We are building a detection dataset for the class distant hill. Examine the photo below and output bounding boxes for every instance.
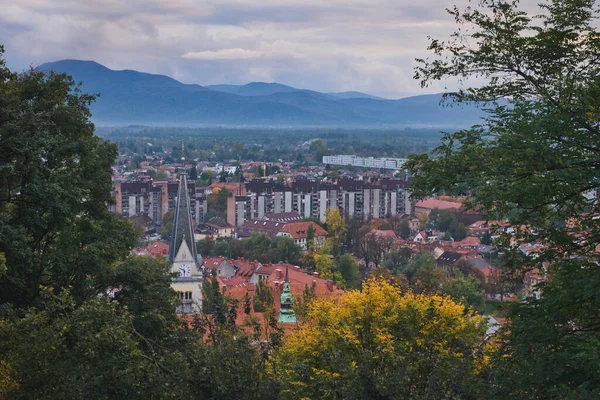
[327,91,385,100]
[206,82,299,97]
[39,60,487,127]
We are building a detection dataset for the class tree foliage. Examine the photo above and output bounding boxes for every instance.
[275,279,485,399]
[408,0,600,396]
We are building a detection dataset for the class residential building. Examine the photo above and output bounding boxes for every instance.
[322,155,407,170]
[234,177,412,226]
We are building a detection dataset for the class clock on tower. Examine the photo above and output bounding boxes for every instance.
[178,264,191,277]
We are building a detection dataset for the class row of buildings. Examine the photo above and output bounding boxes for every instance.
[322,155,407,170]
[111,176,413,228]
[233,177,413,226]
[110,179,208,225]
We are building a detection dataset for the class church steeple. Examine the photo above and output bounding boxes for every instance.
[168,161,197,263]
[278,264,298,323]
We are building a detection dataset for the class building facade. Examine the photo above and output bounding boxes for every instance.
[113,179,207,225]
[234,178,412,225]
[322,155,407,170]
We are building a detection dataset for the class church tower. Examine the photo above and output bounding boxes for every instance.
[278,265,298,323]
[169,148,203,313]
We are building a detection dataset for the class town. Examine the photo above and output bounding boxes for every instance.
[112,143,545,325]
[2,0,599,398]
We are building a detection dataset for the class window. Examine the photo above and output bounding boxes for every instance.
[178,291,193,301]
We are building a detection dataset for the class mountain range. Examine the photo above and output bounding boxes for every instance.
[39,60,486,127]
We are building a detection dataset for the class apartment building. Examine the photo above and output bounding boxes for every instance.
[322,155,407,170]
[234,178,412,226]
[113,179,207,225]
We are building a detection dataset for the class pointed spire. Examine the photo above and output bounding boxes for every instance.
[169,171,197,263]
[279,261,297,323]
[181,141,185,163]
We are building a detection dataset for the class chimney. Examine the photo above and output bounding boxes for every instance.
[326,280,334,292]
[275,268,283,279]
[313,272,319,278]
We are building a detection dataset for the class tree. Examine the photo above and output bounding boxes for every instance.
[253,279,274,313]
[408,1,600,397]
[445,274,485,313]
[306,224,315,251]
[207,188,232,219]
[398,218,411,239]
[325,209,346,256]
[213,240,231,257]
[0,290,189,399]
[481,231,493,246]
[273,236,300,265]
[160,210,175,239]
[197,236,215,257]
[275,279,485,399]
[189,165,198,180]
[337,254,360,289]
[0,52,138,308]
[309,139,328,159]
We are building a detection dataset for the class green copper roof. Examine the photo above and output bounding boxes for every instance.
[278,265,298,323]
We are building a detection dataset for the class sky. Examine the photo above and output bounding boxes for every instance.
[0,0,536,98]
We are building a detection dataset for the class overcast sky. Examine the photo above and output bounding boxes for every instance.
[0,0,536,98]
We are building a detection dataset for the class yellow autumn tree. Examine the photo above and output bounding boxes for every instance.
[325,208,346,256]
[275,279,485,399]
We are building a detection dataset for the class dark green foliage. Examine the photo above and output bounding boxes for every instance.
[306,223,315,250]
[0,289,189,399]
[337,254,360,289]
[253,278,274,313]
[409,0,600,397]
[0,52,138,308]
[227,233,301,264]
[481,231,493,245]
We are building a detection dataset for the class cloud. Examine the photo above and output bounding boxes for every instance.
[182,48,263,60]
[0,0,546,98]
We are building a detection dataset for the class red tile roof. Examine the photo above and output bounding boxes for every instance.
[278,222,328,240]
[415,198,462,210]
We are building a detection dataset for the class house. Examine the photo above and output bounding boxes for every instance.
[415,198,462,216]
[413,230,441,243]
[202,257,236,278]
[205,216,235,238]
[454,236,481,249]
[436,251,464,272]
[133,241,170,258]
[278,222,328,249]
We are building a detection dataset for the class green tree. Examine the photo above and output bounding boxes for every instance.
[197,236,215,257]
[445,274,485,313]
[0,290,188,399]
[409,0,600,397]
[481,231,493,246]
[273,236,301,265]
[337,254,360,289]
[160,210,175,239]
[207,188,232,219]
[306,223,315,250]
[189,165,198,180]
[398,218,411,239]
[253,279,274,313]
[213,240,231,257]
[309,139,328,159]
[0,52,137,308]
